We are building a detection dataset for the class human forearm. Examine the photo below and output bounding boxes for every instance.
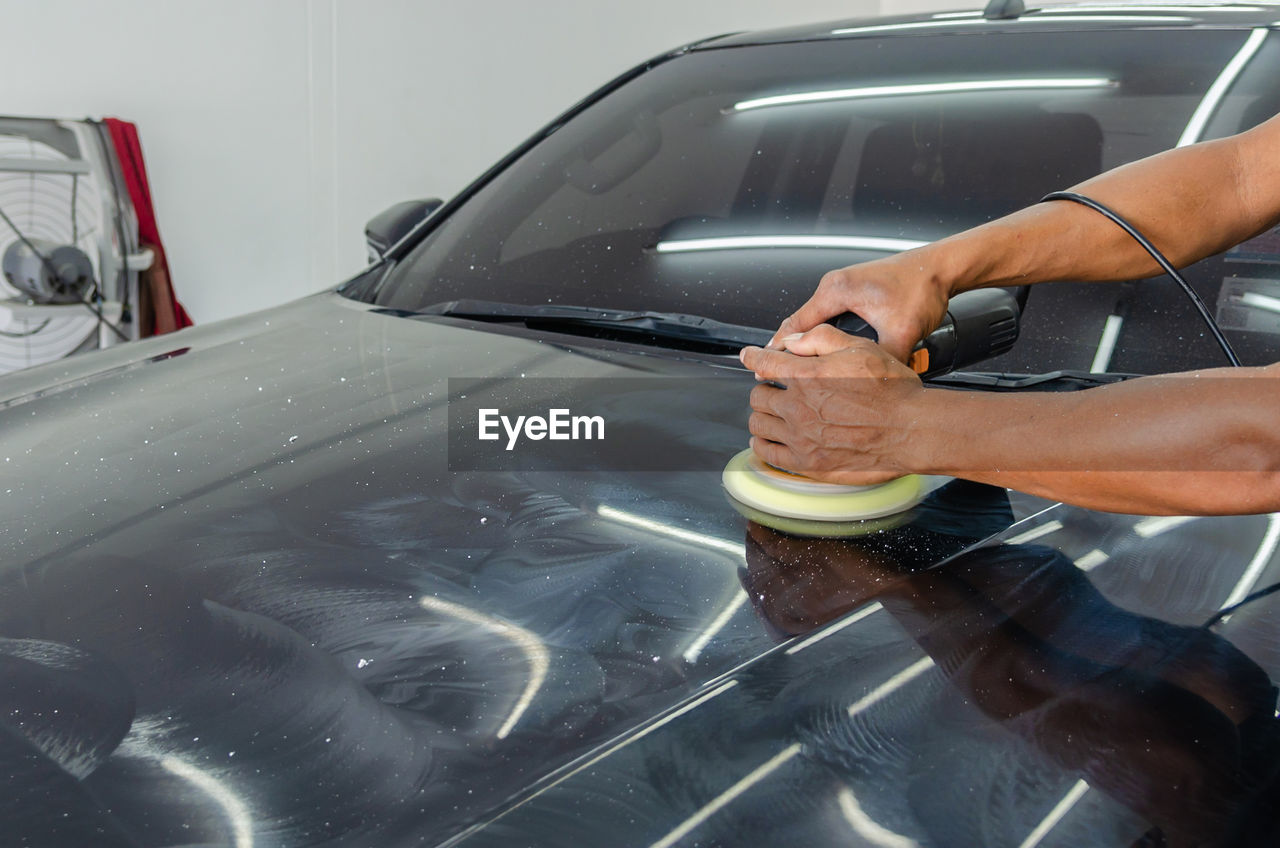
[935,116,1280,295]
[773,116,1280,358]
[898,366,1280,514]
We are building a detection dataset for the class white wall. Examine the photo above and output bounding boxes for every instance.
[0,0,955,324]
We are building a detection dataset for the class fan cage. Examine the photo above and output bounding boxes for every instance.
[0,118,141,375]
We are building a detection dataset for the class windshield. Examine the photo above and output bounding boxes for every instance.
[359,29,1280,374]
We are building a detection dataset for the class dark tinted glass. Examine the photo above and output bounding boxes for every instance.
[364,29,1280,373]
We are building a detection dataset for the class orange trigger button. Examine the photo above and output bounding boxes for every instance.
[909,348,930,374]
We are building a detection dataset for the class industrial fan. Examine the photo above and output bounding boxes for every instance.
[0,116,150,374]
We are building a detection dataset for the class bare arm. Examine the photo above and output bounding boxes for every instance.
[748,117,1280,514]
[741,329,1280,516]
[946,115,1280,288]
[904,364,1280,515]
[773,114,1280,361]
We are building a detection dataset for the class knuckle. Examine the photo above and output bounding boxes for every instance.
[819,268,849,291]
[749,412,776,438]
[770,392,797,423]
[804,444,824,467]
[796,441,820,464]
[814,393,843,425]
[812,445,842,470]
[847,333,876,348]
[755,440,784,465]
[787,397,815,427]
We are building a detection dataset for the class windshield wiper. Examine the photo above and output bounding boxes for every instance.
[928,370,1138,391]
[408,302,1141,386]
[413,299,773,352]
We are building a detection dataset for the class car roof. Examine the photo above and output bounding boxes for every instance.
[701,1,1280,48]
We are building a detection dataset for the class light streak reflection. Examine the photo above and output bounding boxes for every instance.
[648,743,803,848]
[656,235,926,253]
[160,756,254,848]
[1016,779,1091,848]
[732,79,1114,112]
[1177,27,1268,146]
[418,595,549,739]
[596,505,744,557]
[1219,512,1280,610]
[847,656,936,717]
[837,786,920,848]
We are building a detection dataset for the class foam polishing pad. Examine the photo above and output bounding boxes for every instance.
[722,448,927,524]
[724,492,910,538]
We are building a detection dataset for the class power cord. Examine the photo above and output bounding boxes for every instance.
[1203,580,1280,629]
[0,204,66,288]
[1040,191,1242,367]
[0,202,129,342]
[0,318,51,338]
[83,288,130,342]
[1042,194,1279,624]
[1044,194,1278,626]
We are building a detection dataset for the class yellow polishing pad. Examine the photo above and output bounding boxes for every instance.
[725,493,909,538]
[722,448,926,523]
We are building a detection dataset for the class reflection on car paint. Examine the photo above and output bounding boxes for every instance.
[451,485,1280,847]
[0,301,1277,846]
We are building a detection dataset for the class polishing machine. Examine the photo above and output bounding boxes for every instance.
[724,287,1022,533]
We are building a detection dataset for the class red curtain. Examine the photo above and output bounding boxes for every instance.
[102,118,193,336]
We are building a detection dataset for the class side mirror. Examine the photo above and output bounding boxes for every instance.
[365,199,443,261]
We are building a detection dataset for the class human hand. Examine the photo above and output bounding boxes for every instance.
[740,324,925,484]
[769,253,951,363]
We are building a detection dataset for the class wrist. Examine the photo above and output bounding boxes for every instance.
[917,213,1042,297]
[892,388,1007,477]
[887,386,953,476]
[908,238,986,301]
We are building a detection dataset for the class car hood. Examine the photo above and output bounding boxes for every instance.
[1,293,1276,847]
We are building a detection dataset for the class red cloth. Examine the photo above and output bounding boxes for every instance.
[102,118,193,335]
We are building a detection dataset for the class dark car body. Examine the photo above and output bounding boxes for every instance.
[4,5,1280,847]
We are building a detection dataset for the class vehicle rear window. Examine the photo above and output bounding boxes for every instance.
[367,28,1280,373]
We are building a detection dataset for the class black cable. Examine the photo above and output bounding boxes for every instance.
[1202,579,1280,629]
[68,162,128,342]
[0,318,51,338]
[1040,191,1242,367]
[81,292,130,342]
[0,203,66,286]
[0,198,129,342]
[1043,194,1267,628]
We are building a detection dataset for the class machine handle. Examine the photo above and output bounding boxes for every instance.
[830,288,1021,378]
